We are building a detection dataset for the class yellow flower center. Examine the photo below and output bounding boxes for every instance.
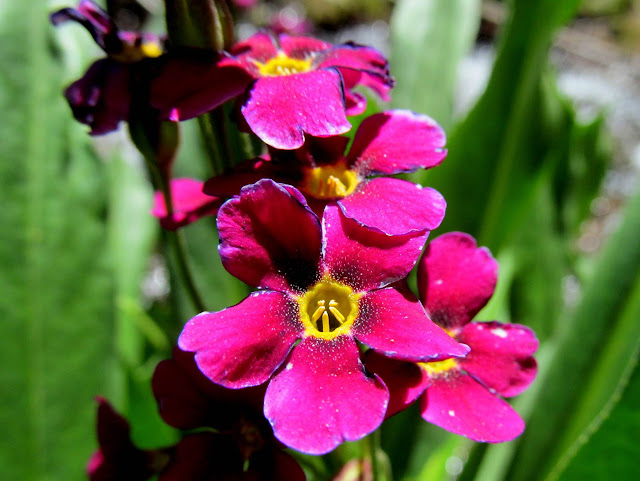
[255,52,312,77]
[302,161,359,199]
[419,357,458,376]
[111,39,162,63]
[297,276,362,340]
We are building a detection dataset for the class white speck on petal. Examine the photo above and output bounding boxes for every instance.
[435,279,443,285]
[493,328,508,338]
[286,362,293,370]
[448,410,455,417]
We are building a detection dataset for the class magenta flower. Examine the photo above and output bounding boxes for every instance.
[152,349,305,481]
[205,110,447,235]
[51,1,163,135]
[151,178,223,230]
[178,180,468,454]
[366,232,538,442]
[151,32,393,149]
[87,398,169,481]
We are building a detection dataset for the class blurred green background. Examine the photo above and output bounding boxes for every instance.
[1,0,639,480]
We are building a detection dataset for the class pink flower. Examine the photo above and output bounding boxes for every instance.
[205,110,447,235]
[152,349,305,481]
[366,232,538,442]
[151,32,393,149]
[51,1,163,135]
[87,398,169,481]
[178,180,468,454]
[151,178,222,230]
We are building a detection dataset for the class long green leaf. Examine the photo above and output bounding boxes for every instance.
[0,2,116,479]
[504,186,640,480]
[390,0,481,129]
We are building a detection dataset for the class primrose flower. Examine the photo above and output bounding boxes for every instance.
[51,0,163,135]
[87,398,169,481]
[178,180,468,454]
[151,178,222,230]
[205,110,447,235]
[151,32,393,149]
[366,233,538,442]
[152,349,305,481]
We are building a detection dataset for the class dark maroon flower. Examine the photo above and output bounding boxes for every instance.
[205,110,447,235]
[152,349,306,481]
[366,233,538,442]
[151,178,223,230]
[151,32,393,149]
[87,398,170,481]
[51,1,163,135]
[178,180,468,454]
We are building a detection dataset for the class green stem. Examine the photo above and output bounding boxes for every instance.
[365,429,382,481]
[147,160,207,313]
[198,114,225,175]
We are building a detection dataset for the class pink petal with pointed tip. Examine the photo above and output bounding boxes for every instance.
[242,69,351,149]
[218,180,322,292]
[339,178,446,235]
[151,178,222,230]
[354,284,470,361]
[178,290,302,388]
[264,336,388,454]
[348,110,447,175]
[458,322,538,397]
[418,232,498,329]
[364,350,430,418]
[322,204,428,291]
[421,371,525,442]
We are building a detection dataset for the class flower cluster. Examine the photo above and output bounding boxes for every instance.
[52,1,538,479]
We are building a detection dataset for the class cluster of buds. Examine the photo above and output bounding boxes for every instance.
[52,2,538,479]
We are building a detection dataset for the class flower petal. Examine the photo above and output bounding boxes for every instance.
[420,372,525,443]
[354,284,470,361]
[151,178,222,230]
[218,180,322,292]
[364,350,430,418]
[279,34,331,58]
[230,31,279,64]
[418,232,498,329]
[322,204,428,291]
[264,336,388,454]
[339,178,446,235]
[178,290,302,388]
[152,350,267,430]
[65,59,131,135]
[347,110,447,175]
[458,322,538,397]
[150,56,253,121]
[251,449,307,481]
[241,69,351,149]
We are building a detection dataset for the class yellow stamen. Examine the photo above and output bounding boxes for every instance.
[255,52,312,77]
[302,161,359,200]
[297,275,363,341]
[419,357,458,376]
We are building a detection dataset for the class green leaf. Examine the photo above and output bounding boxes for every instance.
[0,2,116,479]
[390,0,481,129]
[419,0,582,249]
[503,186,640,481]
[552,340,640,480]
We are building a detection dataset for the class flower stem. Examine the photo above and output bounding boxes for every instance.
[365,429,382,481]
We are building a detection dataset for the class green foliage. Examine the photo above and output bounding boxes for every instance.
[0,2,115,480]
[390,0,481,130]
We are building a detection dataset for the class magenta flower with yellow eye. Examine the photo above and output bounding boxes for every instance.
[151,32,393,149]
[178,180,468,454]
[205,110,447,235]
[366,232,539,443]
[51,1,163,135]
